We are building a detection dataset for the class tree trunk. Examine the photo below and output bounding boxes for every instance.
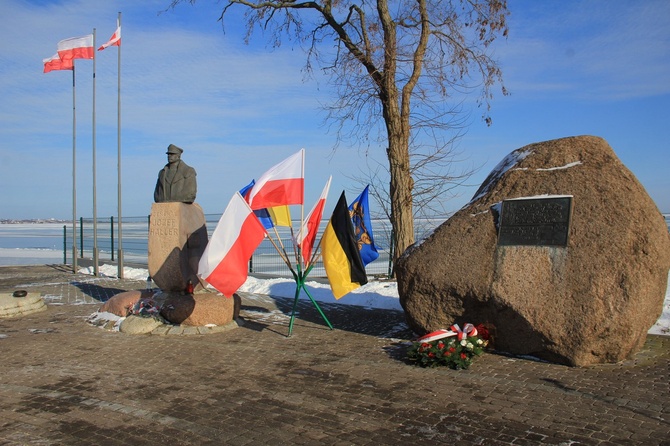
[387,123,415,264]
[381,83,414,263]
[378,0,415,265]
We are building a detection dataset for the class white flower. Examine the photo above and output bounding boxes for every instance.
[466,342,474,349]
[476,339,483,345]
[460,340,467,347]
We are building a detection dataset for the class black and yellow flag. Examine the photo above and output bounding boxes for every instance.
[322,191,368,299]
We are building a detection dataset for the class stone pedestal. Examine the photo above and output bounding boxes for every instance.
[160,292,241,326]
[148,202,208,292]
[0,292,46,318]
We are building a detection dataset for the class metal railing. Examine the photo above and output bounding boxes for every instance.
[64,214,440,278]
[63,214,670,277]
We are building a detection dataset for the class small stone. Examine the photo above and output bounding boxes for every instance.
[99,290,155,317]
[119,315,164,335]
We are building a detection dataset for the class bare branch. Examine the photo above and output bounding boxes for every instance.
[168,0,509,260]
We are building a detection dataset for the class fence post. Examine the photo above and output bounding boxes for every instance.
[79,217,84,258]
[110,216,115,261]
[63,225,67,265]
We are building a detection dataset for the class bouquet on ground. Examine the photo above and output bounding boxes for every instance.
[407,323,490,370]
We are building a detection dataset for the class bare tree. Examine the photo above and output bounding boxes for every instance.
[170,0,509,261]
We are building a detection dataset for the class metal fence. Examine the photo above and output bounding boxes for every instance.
[67,214,670,278]
[67,215,446,278]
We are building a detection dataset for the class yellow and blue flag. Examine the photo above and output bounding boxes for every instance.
[240,180,291,229]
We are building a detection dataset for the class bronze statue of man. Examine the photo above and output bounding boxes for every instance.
[154,144,197,203]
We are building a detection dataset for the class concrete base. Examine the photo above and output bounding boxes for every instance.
[0,291,47,318]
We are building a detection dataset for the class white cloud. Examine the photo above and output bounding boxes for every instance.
[0,0,668,218]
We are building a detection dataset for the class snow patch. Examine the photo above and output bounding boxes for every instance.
[536,161,582,171]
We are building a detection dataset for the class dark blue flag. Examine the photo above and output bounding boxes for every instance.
[348,185,379,265]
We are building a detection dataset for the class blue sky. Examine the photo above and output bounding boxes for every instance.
[0,0,668,221]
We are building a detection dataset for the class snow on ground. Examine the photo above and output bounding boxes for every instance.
[81,264,670,336]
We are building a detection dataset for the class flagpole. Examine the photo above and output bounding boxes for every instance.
[92,28,99,276]
[116,12,124,278]
[71,66,78,273]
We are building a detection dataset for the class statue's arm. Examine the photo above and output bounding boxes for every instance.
[153,171,164,203]
[184,168,197,203]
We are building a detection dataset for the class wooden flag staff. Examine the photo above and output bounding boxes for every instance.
[263,226,333,336]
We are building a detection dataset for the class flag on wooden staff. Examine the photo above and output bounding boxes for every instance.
[322,191,368,299]
[297,176,331,267]
[198,192,267,297]
[349,185,379,265]
[240,179,292,229]
[247,149,304,210]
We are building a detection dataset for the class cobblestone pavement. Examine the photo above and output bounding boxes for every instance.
[0,265,668,445]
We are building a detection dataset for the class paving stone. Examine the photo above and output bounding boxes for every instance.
[151,324,171,336]
[0,265,668,445]
[181,326,200,335]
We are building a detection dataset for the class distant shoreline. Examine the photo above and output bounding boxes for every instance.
[1,219,70,224]
[3,212,669,224]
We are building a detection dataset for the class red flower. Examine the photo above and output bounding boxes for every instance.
[437,342,445,349]
[475,323,490,341]
[421,342,431,349]
[449,347,456,353]
[428,352,435,358]
[444,351,451,357]
[460,353,467,359]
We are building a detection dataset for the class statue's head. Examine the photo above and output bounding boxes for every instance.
[166,144,183,164]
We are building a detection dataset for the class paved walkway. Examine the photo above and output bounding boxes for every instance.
[0,265,668,445]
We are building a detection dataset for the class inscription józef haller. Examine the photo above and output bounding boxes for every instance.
[497,196,572,246]
[149,209,180,237]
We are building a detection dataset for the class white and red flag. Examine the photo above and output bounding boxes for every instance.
[43,53,73,73]
[297,176,331,266]
[198,192,267,297]
[57,34,94,60]
[247,149,304,210]
[98,20,121,51]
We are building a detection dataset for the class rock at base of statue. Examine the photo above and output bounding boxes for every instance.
[395,135,670,367]
[99,290,156,317]
[160,292,241,326]
[119,315,165,335]
[0,291,47,318]
[148,202,208,292]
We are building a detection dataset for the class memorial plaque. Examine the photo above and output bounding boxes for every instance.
[497,196,572,246]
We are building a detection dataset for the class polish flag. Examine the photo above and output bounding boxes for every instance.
[57,34,94,61]
[43,53,73,73]
[297,176,331,266]
[247,149,304,210]
[198,193,267,297]
[98,22,121,51]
